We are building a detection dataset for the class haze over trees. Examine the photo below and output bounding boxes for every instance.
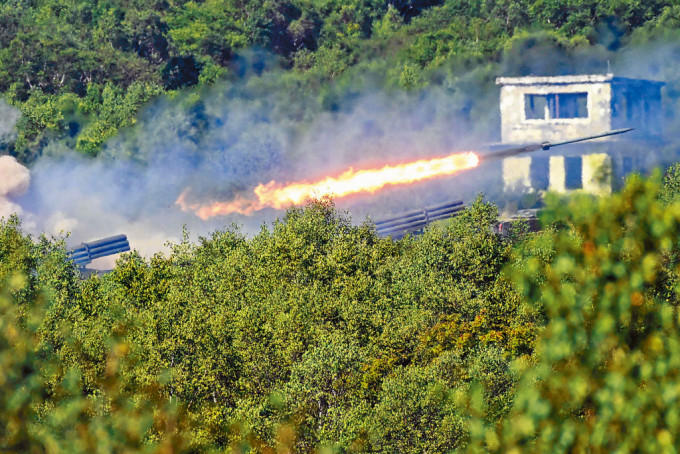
[2,0,680,162]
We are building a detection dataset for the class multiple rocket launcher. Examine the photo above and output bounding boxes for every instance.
[374,200,466,239]
[68,128,633,266]
[68,234,130,267]
[373,128,634,238]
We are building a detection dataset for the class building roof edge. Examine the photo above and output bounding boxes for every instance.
[496,74,615,85]
[496,73,664,86]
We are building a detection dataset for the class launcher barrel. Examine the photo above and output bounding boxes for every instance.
[483,128,634,161]
[374,200,466,239]
[68,234,130,267]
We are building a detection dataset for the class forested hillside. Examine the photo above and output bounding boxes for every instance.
[5,1,680,452]
[2,0,680,163]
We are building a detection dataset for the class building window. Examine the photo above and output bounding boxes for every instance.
[564,157,583,189]
[525,93,588,120]
[530,157,550,191]
[525,94,548,119]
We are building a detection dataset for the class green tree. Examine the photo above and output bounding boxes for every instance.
[0,217,190,452]
[470,173,680,452]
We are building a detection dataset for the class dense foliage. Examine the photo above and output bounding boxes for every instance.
[465,168,680,452]
[3,0,680,162]
[4,2,680,450]
[0,196,540,451]
[4,166,680,451]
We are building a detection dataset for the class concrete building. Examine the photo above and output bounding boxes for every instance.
[496,74,664,197]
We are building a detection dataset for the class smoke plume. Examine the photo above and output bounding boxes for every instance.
[16,68,497,270]
[6,31,680,268]
[0,155,30,219]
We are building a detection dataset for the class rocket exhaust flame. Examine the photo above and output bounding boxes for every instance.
[177,152,480,219]
[176,129,634,220]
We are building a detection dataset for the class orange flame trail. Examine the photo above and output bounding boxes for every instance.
[177,151,480,219]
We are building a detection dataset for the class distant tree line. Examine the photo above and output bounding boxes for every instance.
[1,0,680,162]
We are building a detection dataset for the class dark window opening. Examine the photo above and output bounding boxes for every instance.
[557,93,588,118]
[564,157,582,189]
[525,94,547,119]
[530,157,550,191]
[525,93,588,120]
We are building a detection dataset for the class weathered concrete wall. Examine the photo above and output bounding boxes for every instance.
[545,153,612,195]
[497,75,613,144]
[611,79,664,135]
[503,157,532,193]
[549,156,566,193]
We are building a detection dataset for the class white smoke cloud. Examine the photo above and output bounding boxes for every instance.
[13,76,495,271]
[11,36,680,270]
[0,155,30,219]
[23,155,193,268]
[0,198,23,219]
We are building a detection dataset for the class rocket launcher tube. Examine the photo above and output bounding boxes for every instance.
[483,128,634,161]
[68,235,130,266]
[541,128,634,149]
